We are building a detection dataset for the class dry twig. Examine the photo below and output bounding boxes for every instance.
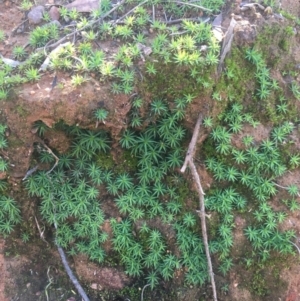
[181,113,218,301]
[57,245,90,301]
[291,241,300,255]
[180,114,203,174]
[34,215,49,246]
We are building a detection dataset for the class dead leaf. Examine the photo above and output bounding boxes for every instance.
[65,0,100,12]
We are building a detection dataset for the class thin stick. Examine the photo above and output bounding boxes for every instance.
[57,246,90,301]
[181,113,218,301]
[141,284,150,301]
[44,145,59,174]
[34,215,49,246]
[273,182,300,197]
[273,182,289,190]
[152,5,155,23]
[165,17,210,25]
[10,19,28,37]
[291,241,300,255]
[188,161,217,301]
[180,114,203,173]
[114,0,149,24]
[172,1,213,12]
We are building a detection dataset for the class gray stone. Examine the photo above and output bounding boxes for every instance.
[28,5,45,24]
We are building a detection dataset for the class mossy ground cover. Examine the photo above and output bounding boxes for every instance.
[1,0,300,300]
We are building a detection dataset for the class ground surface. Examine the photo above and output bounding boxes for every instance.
[1,0,300,301]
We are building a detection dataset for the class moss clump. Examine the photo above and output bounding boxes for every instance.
[96,152,115,170]
[254,23,295,67]
[115,150,138,173]
[221,47,256,102]
[140,63,200,100]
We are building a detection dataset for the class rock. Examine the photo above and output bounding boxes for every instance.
[49,6,60,21]
[28,5,45,24]
[48,20,61,28]
[0,172,7,180]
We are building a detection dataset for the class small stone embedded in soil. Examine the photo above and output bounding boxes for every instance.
[90,283,103,290]
[28,5,45,24]
[0,172,7,180]
[49,7,60,21]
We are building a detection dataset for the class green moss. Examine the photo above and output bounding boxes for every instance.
[114,150,138,173]
[7,135,24,147]
[254,23,295,67]
[96,152,115,170]
[116,285,141,301]
[16,105,29,118]
[279,38,289,52]
[250,271,269,296]
[139,61,215,102]
[222,47,256,102]
[246,254,290,298]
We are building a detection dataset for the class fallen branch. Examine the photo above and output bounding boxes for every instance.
[188,161,217,301]
[180,114,203,174]
[57,245,90,301]
[181,113,218,301]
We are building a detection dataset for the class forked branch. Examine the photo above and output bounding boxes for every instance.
[180,114,203,174]
[181,113,218,301]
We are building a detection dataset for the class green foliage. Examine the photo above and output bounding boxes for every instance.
[33,120,49,137]
[0,196,21,236]
[0,157,8,172]
[291,82,300,100]
[29,23,59,48]
[76,130,110,153]
[21,232,30,243]
[203,101,298,268]
[25,67,40,81]
[94,108,108,122]
[12,46,27,60]
[7,2,298,297]
[0,30,5,42]
[20,0,32,10]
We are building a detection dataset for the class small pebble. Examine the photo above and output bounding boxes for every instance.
[49,6,60,21]
[28,5,45,24]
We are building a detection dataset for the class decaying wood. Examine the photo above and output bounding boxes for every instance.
[217,17,237,76]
